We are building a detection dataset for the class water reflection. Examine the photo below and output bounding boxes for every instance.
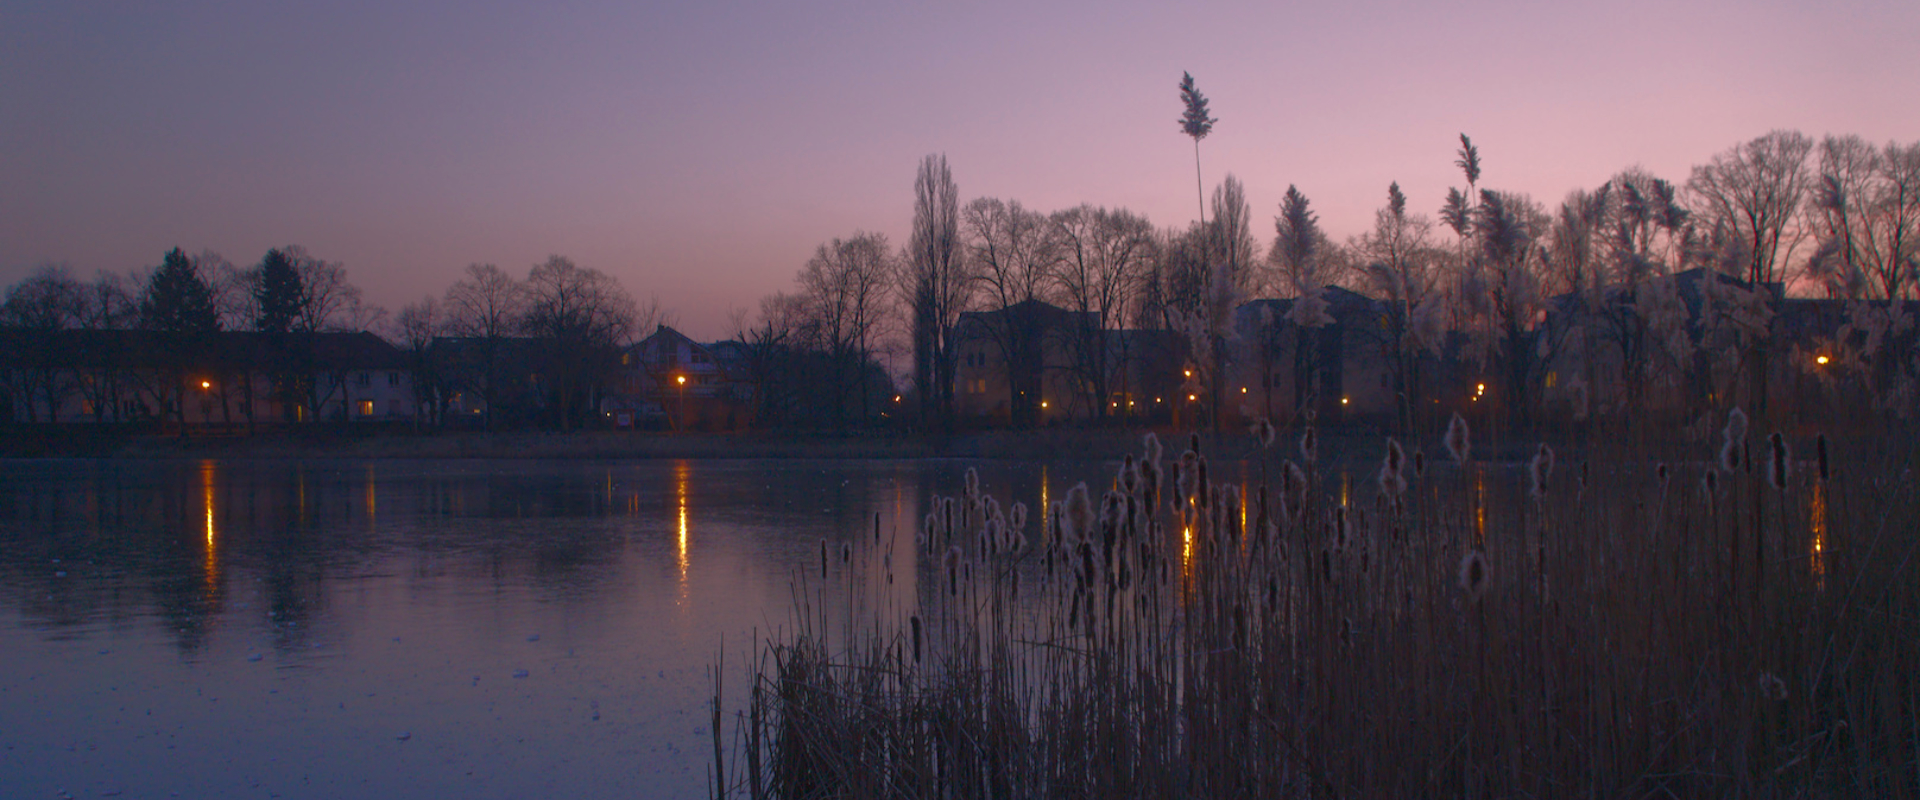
[0,457,1121,799]
[1811,478,1827,590]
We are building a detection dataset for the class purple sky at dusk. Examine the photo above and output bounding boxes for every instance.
[4,0,1917,340]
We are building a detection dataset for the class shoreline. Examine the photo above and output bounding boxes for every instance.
[0,427,1219,462]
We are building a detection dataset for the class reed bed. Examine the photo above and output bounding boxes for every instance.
[712,416,1920,799]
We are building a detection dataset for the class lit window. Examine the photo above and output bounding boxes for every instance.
[359,400,375,417]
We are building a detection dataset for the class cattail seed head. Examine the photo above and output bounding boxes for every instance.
[1283,460,1308,522]
[1702,468,1719,495]
[1062,482,1094,552]
[1458,550,1489,603]
[1413,448,1427,479]
[1251,417,1276,448]
[1758,671,1788,701]
[1656,462,1669,486]
[840,541,851,563]
[1299,424,1319,465]
[1529,443,1555,499]
[910,615,922,664]
[1444,412,1471,465]
[1143,431,1163,463]
[964,467,980,502]
[1009,501,1027,533]
[1120,454,1140,494]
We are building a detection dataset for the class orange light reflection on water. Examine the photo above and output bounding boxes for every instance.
[200,460,219,601]
[675,460,691,596]
[1811,478,1827,590]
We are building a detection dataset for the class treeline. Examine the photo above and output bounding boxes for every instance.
[7,126,1918,432]
[748,129,1920,431]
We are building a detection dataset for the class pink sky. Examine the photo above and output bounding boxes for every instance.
[4,0,1916,339]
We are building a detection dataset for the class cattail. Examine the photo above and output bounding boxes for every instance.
[1196,456,1211,508]
[1378,438,1407,500]
[1720,408,1747,473]
[820,539,829,579]
[1299,424,1319,465]
[1063,482,1094,552]
[920,511,936,546]
[1768,432,1790,490]
[1009,501,1027,534]
[1412,448,1427,479]
[1144,431,1163,463]
[1458,550,1489,603]
[1046,500,1062,550]
[943,546,962,595]
[1120,454,1140,494]
[1758,671,1788,701]
[1529,443,1555,499]
[910,615,922,664]
[1816,433,1829,482]
[1334,506,1352,552]
[840,541,851,564]
[1702,468,1718,496]
[1190,432,1202,457]
[1656,462,1669,486]
[1283,460,1308,522]
[964,467,980,502]
[1444,412,1471,465]
[1251,417,1276,448]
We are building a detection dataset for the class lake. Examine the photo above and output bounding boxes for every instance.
[0,456,1132,799]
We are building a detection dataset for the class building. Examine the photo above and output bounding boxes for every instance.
[0,329,416,427]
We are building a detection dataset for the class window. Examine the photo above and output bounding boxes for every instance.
[358,399,375,417]
[357,373,372,388]
[388,371,400,386]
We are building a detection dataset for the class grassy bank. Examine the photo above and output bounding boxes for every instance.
[713,416,1920,798]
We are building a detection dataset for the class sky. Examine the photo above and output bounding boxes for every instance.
[4,0,1917,340]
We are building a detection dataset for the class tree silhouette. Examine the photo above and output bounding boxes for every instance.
[254,248,303,334]
[1178,72,1217,225]
[139,248,220,332]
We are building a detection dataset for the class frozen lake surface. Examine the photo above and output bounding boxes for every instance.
[0,456,1130,799]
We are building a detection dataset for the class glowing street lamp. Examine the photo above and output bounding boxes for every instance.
[1815,355,1830,366]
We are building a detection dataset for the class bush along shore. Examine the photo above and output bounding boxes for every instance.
[711,411,1919,798]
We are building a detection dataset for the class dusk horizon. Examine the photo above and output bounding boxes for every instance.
[6,0,1917,339]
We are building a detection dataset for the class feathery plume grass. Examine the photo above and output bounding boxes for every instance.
[1444,412,1471,465]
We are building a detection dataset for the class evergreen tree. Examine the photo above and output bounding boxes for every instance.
[254,248,303,333]
[139,248,220,332]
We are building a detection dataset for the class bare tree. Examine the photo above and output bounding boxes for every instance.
[906,154,972,429]
[394,296,445,428]
[1805,135,1920,301]
[1357,182,1444,433]
[1051,204,1156,418]
[800,234,892,424]
[521,255,639,430]
[443,263,526,430]
[964,197,1061,427]
[1687,130,1813,287]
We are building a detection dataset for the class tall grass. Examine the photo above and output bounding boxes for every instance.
[712,420,1920,798]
